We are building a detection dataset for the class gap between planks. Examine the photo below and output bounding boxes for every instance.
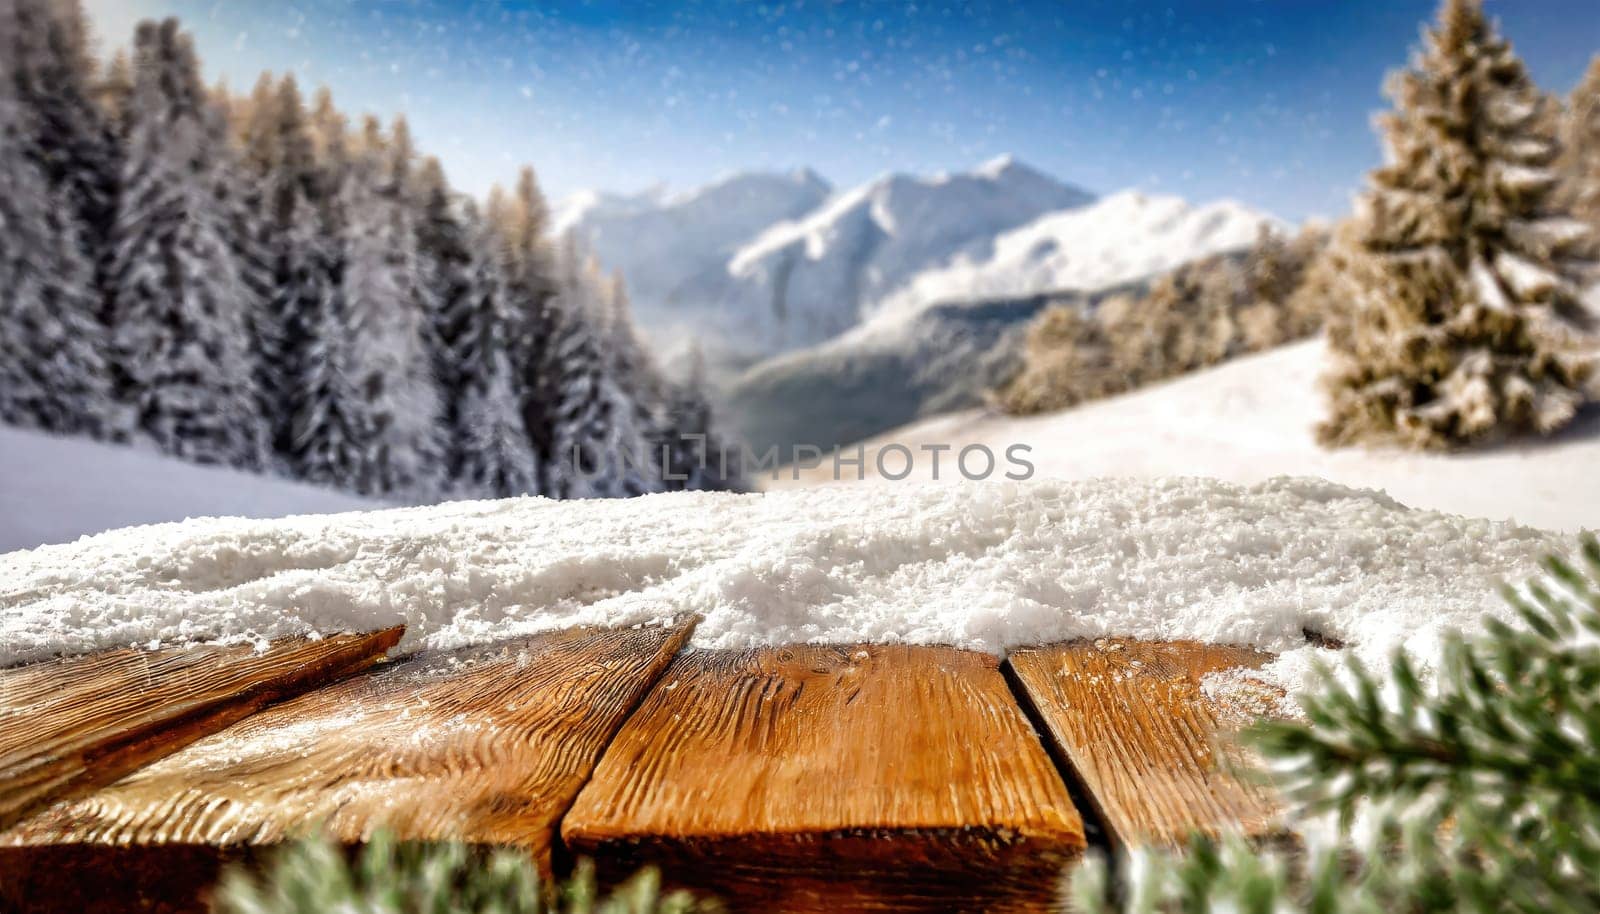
[1005,638,1285,851]
[562,643,1088,913]
[1,627,1284,913]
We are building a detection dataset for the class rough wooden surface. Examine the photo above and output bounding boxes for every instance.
[563,644,1086,913]
[0,623,693,914]
[0,628,402,835]
[1006,638,1282,849]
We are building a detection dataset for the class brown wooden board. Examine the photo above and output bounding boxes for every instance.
[562,644,1087,913]
[0,627,402,835]
[0,623,693,914]
[1006,638,1283,850]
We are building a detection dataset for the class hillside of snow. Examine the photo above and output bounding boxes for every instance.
[0,476,1566,707]
[721,193,1281,452]
[0,424,375,553]
[874,191,1280,317]
[777,339,1600,535]
[723,285,1124,454]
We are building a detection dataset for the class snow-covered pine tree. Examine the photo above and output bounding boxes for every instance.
[330,115,446,500]
[1110,265,1236,381]
[994,303,1121,415]
[494,167,567,490]
[657,344,745,492]
[1235,225,1328,351]
[106,19,267,468]
[1562,56,1600,248]
[239,75,336,468]
[414,156,477,484]
[283,92,382,493]
[93,49,132,131]
[541,234,655,498]
[420,167,540,497]
[0,0,120,438]
[453,205,541,499]
[282,96,370,492]
[9,0,118,278]
[1319,0,1597,449]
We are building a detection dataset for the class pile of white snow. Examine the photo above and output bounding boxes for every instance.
[0,424,375,553]
[781,339,1600,535]
[0,476,1568,704]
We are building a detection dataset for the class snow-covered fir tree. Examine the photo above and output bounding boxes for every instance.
[9,0,118,277]
[419,165,541,497]
[284,97,372,493]
[414,156,479,485]
[542,233,656,499]
[93,49,132,131]
[0,0,120,438]
[330,116,446,499]
[1562,56,1600,247]
[494,168,566,489]
[238,75,335,467]
[106,19,267,468]
[0,4,743,502]
[657,344,745,492]
[454,206,541,499]
[1320,0,1597,449]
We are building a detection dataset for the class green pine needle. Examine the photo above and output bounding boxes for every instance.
[1076,533,1600,913]
[215,832,719,914]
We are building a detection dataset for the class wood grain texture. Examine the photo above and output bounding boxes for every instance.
[0,628,402,835]
[1006,638,1283,850]
[0,623,693,914]
[563,644,1086,913]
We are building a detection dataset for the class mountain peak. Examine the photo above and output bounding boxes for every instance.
[972,154,1061,186]
[975,153,1020,177]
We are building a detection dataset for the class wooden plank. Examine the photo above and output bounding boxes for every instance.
[0,623,692,914]
[1006,638,1283,850]
[0,628,403,834]
[562,644,1086,913]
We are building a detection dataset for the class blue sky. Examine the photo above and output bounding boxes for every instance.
[83,1,1599,221]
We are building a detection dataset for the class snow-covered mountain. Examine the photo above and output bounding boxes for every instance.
[558,158,1286,452]
[679,155,1094,355]
[720,191,1280,453]
[552,168,833,329]
[875,190,1282,317]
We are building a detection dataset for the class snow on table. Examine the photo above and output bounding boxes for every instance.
[0,475,1566,700]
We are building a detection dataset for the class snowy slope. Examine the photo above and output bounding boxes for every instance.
[717,188,1280,452]
[724,285,1125,454]
[0,424,375,553]
[552,169,832,326]
[875,190,1280,316]
[0,476,1567,708]
[675,156,1095,356]
[777,339,1600,534]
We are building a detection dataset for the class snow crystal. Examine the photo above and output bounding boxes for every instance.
[0,477,1568,703]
